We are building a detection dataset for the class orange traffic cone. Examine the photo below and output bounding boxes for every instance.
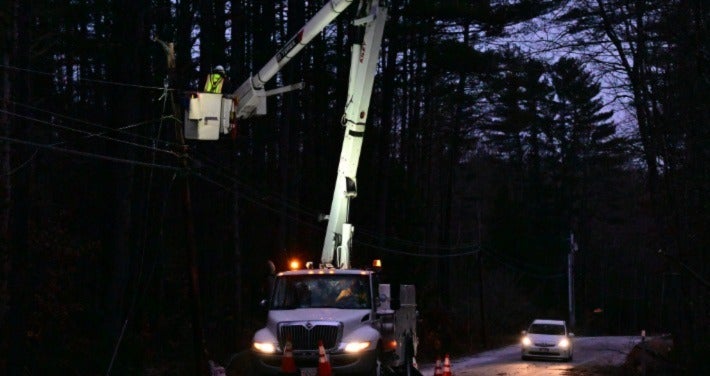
[443,354,452,376]
[316,340,332,376]
[280,340,298,375]
[433,357,442,376]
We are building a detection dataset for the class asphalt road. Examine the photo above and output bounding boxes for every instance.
[416,336,641,376]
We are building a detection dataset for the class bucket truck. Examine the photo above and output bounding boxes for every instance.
[184,1,419,374]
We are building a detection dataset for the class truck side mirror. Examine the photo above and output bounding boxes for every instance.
[264,259,276,300]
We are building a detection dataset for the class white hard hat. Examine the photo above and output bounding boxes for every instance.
[214,65,225,73]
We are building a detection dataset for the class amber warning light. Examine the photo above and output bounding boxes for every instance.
[289,259,300,270]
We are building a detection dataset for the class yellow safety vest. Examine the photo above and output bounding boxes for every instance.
[204,73,224,93]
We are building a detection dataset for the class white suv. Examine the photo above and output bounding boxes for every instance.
[520,319,574,361]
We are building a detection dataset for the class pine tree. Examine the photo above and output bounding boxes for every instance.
[547,57,625,229]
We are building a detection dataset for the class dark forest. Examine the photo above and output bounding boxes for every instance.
[1,0,707,374]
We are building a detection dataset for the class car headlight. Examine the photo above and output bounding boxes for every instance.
[253,342,277,353]
[558,338,570,348]
[344,341,371,353]
[521,337,531,346]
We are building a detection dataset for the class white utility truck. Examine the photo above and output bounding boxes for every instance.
[184,1,419,375]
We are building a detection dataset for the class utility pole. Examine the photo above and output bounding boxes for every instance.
[172,81,209,375]
[568,232,578,329]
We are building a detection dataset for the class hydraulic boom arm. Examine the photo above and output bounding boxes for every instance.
[232,0,359,119]
[320,2,386,268]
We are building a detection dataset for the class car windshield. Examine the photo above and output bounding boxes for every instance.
[271,274,371,309]
[528,323,566,335]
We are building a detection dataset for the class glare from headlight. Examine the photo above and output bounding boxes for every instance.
[521,337,531,346]
[558,338,570,348]
[344,341,371,353]
[253,342,276,353]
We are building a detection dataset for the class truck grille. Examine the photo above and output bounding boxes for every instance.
[278,321,342,351]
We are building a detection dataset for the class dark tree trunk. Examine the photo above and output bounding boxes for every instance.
[5,1,34,374]
[102,0,146,372]
[279,0,306,254]
[375,6,399,251]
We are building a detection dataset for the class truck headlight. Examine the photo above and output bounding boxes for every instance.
[344,341,371,353]
[253,342,277,353]
[521,337,531,346]
[558,338,569,348]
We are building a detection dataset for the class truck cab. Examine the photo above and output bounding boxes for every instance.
[252,266,417,375]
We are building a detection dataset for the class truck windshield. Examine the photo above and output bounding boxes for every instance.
[271,274,371,309]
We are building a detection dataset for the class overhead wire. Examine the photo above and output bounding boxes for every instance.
[1,85,319,224]
[2,62,328,221]
[185,146,486,256]
[191,170,326,236]
[0,135,182,172]
[2,62,508,259]
[105,90,176,376]
[2,71,322,220]
[356,238,482,258]
[0,108,180,157]
[191,170,487,258]
[355,227,482,251]
[0,149,38,176]
[4,64,327,218]
[186,151,325,218]
[8,99,183,148]
[481,245,566,279]
[0,109,565,265]
[185,148,488,256]
[187,157,481,257]
[3,103,565,266]
[0,117,486,259]
[0,63,176,92]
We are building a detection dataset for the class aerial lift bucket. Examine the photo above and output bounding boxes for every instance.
[184,92,223,140]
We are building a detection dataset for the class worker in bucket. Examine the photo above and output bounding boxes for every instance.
[203,65,228,93]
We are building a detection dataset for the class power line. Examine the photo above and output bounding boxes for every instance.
[482,246,566,279]
[2,69,493,255]
[191,170,326,235]
[186,151,324,218]
[191,169,488,257]
[3,109,493,256]
[186,151,485,254]
[356,239,482,258]
[356,227,482,251]
[0,63,176,92]
[0,150,38,176]
[0,135,182,171]
[8,99,184,148]
[0,108,179,157]
[0,121,523,261]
